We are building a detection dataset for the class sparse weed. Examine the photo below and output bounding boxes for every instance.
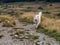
[27,7,33,9]
[49,3,53,6]
[43,12,51,14]
[8,10,17,16]
[28,35,39,40]
[38,6,44,10]
[21,8,33,12]
[56,13,60,17]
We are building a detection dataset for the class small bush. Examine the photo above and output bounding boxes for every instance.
[49,4,53,6]
[52,30,57,33]
[56,13,60,17]
[55,36,60,41]
[20,12,23,15]
[27,7,33,9]
[55,33,60,37]
[43,12,51,14]
[38,6,44,10]
[8,10,17,16]
[21,9,32,12]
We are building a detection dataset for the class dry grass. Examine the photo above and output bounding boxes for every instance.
[21,12,35,18]
[0,15,16,27]
[19,12,35,24]
[20,13,60,32]
[41,16,60,32]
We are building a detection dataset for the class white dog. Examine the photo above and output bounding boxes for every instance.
[34,12,42,28]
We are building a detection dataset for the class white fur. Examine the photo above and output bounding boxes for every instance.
[34,12,42,28]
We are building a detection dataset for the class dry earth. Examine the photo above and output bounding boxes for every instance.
[0,20,59,45]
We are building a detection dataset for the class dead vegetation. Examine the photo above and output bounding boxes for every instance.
[0,15,16,27]
[19,12,35,24]
[41,16,60,32]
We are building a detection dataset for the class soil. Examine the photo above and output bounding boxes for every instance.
[0,20,60,45]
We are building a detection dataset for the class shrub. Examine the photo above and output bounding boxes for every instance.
[43,12,51,14]
[20,12,23,15]
[27,7,33,9]
[22,9,32,12]
[49,3,53,6]
[3,20,16,27]
[38,6,44,10]
[52,30,57,33]
[31,35,39,40]
[8,10,17,16]
[27,35,39,40]
[56,13,60,17]
[55,36,60,41]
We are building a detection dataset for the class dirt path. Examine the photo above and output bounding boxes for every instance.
[0,20,60,45]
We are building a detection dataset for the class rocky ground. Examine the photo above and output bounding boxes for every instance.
[0,20,60,45]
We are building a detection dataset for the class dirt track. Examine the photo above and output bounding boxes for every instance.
[0,20,60,45]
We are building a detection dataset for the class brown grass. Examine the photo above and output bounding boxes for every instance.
[21,12,35,18]
[0,15,16,27]
[20,13,60,32]
[41,16,60,32]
